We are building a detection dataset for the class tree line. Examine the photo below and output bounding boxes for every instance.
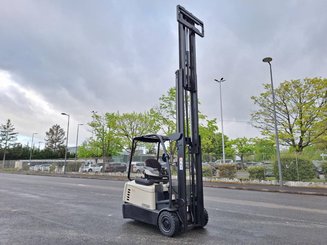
[1,77,326,164]
[0,120,72,165]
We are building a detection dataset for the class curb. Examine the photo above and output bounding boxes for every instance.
[204,183,327,196]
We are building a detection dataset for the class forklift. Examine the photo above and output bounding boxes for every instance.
[122,5,207,236]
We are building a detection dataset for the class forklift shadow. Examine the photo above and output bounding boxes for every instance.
[122,220,209,238]
[122,220,160,235]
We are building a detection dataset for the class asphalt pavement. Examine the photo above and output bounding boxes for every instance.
[1,173,327,245]
[12,171,327,196]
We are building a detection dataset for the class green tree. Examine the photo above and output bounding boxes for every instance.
[200,118,219,161]
[251,78,327,152]
[44,124,66,154]
[77,141,97,158]
[86,112,123,159]
[252,137,275,162]
[152,87,217,160]
[1,119,18,167]
[150,87,177,135]
[5,143,29,160]
[231,137,254,163]
[199,118,234,162]
[116,111,160,152]
[151,87,207,135]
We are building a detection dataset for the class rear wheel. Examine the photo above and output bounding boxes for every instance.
[158,211,180,237]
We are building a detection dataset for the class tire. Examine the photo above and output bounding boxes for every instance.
[88,169,92,172]
[202,208,209,227]
[158,211,180,237]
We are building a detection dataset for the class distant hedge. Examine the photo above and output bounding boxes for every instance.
[66,162,83,172]
[248,166,265,180]
[217,164,237,179]
[273,154,315,181]
[202,165,214,177]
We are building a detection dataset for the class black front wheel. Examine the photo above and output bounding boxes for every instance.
[202,208,209,227]
[158,211,180,237]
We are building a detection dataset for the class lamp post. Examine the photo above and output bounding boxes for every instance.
[262,57,283,187]
[2,129,9,168]
[75,123,83,165]
[91,110,97,139]
[214,78,226,164]
[38,141,42,150]
[29,132,38,163]
[61,112,70,174]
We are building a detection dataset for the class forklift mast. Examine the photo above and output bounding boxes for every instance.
[175,5,205,230]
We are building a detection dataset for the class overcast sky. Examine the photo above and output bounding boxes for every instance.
[1,0,327,147]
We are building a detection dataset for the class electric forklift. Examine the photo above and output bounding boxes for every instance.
[122,5,207,236]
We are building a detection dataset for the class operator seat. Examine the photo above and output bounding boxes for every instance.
[145,158,162,172]
[135,158,166,186]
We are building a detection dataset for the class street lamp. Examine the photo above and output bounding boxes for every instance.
[2,129,8,168]
[91,110,97,139]
[262,57,283,187]
[61,112,70,174]
[75,123,83,164]
[29,132,38,163]
[214,77,226,164]
[38,141,42,150]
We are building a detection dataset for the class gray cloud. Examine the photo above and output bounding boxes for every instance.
[1,0,327,145]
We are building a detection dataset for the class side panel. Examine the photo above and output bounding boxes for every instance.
[122,203,159,226]
[123,181,156,210]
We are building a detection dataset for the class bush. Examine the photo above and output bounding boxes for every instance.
[217,164,237,179]
[248,166,265,180]
[273,154,315,181]
[66,162,83,172]
[49,164,56,173]
[322,161,327,176]
[202,165,214,177]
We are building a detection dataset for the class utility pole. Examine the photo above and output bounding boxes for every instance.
[29,132,38,163]
[61,112,70,174]
[75,123,83,167]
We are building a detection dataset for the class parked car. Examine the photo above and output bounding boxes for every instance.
[313,160,324,176]
[104,162,127,173]
[234,161,246,170]
[40,164,51,172]
[131,162,145,173]
[81,163,103,173]
[214,159,234,164]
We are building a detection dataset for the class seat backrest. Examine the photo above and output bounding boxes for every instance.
[145,158,161,171]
